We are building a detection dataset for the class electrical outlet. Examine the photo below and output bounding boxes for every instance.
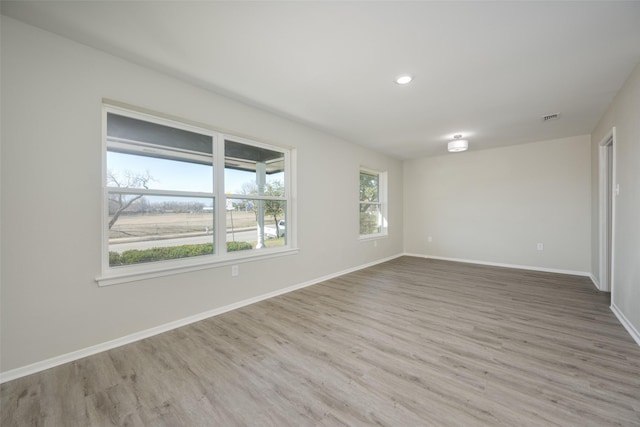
[231,265,239,277]
[537,243,544,251]
[428,236,433,242]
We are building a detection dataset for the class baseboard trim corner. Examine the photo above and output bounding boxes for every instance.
[610,303,640,347]
[0,253,403,384]
[589,273,609,292]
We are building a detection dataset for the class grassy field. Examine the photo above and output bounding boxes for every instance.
[109,211,277,239]
[109,211,284,250]
[109,215,209,239]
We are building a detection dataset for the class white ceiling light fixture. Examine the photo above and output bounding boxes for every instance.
[448,134,469,153]
[395,74,413,85]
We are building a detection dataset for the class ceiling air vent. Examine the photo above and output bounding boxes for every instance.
[542,113,560,122]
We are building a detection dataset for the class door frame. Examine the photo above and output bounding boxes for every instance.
[598,127,616,293]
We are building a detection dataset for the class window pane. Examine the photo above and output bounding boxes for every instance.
[360,203,381,235]
[226,198,286,251]
[225,140,285,195]
[360,172,379,202]
[107,151,213,193]
[108,194,214,266]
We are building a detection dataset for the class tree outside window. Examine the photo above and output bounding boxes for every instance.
[359,169,387,237]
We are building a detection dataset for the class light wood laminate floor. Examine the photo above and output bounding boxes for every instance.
[2,257,640,426]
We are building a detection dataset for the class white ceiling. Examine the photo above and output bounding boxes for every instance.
[2,1,640,159]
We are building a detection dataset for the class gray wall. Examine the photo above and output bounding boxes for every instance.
[403,135,592,273]
[591,63,640,338]
[0,17,403,373]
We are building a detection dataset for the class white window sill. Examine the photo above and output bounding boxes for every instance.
[359,233,388,241]
[96,247,299,287]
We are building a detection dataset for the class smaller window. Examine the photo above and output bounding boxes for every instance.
[359,169,387,238]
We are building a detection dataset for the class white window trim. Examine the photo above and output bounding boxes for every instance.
[97,105,297,286]
[96,247,300,287]
[359,168,388,240]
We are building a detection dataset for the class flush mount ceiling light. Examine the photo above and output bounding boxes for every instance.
[448,134,469,153]
[395,75,413,85]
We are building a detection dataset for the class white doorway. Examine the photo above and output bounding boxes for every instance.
[598,128,616,293]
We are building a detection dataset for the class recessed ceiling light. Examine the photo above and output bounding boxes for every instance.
[395,75,413,85]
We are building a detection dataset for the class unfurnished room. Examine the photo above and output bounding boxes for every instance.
[1,1,639,426]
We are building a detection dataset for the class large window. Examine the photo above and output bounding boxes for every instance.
[359,169,387,238]
[100,106,293,285]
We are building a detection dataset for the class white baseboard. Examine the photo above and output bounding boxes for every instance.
[611,303,640,346]
[403,253,591,277]
[589,274,601,290]
[0,253,403,384]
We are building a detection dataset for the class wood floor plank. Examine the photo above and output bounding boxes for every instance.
[2,256,639,426]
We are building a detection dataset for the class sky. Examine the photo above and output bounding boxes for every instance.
[107,152,284,206]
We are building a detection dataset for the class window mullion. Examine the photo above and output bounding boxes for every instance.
[215,134,227,256]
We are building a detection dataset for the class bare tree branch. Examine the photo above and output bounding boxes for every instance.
[107,169,153,229]
[108,194,144,229]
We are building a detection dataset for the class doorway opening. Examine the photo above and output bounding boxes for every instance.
[598,128,616,294]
